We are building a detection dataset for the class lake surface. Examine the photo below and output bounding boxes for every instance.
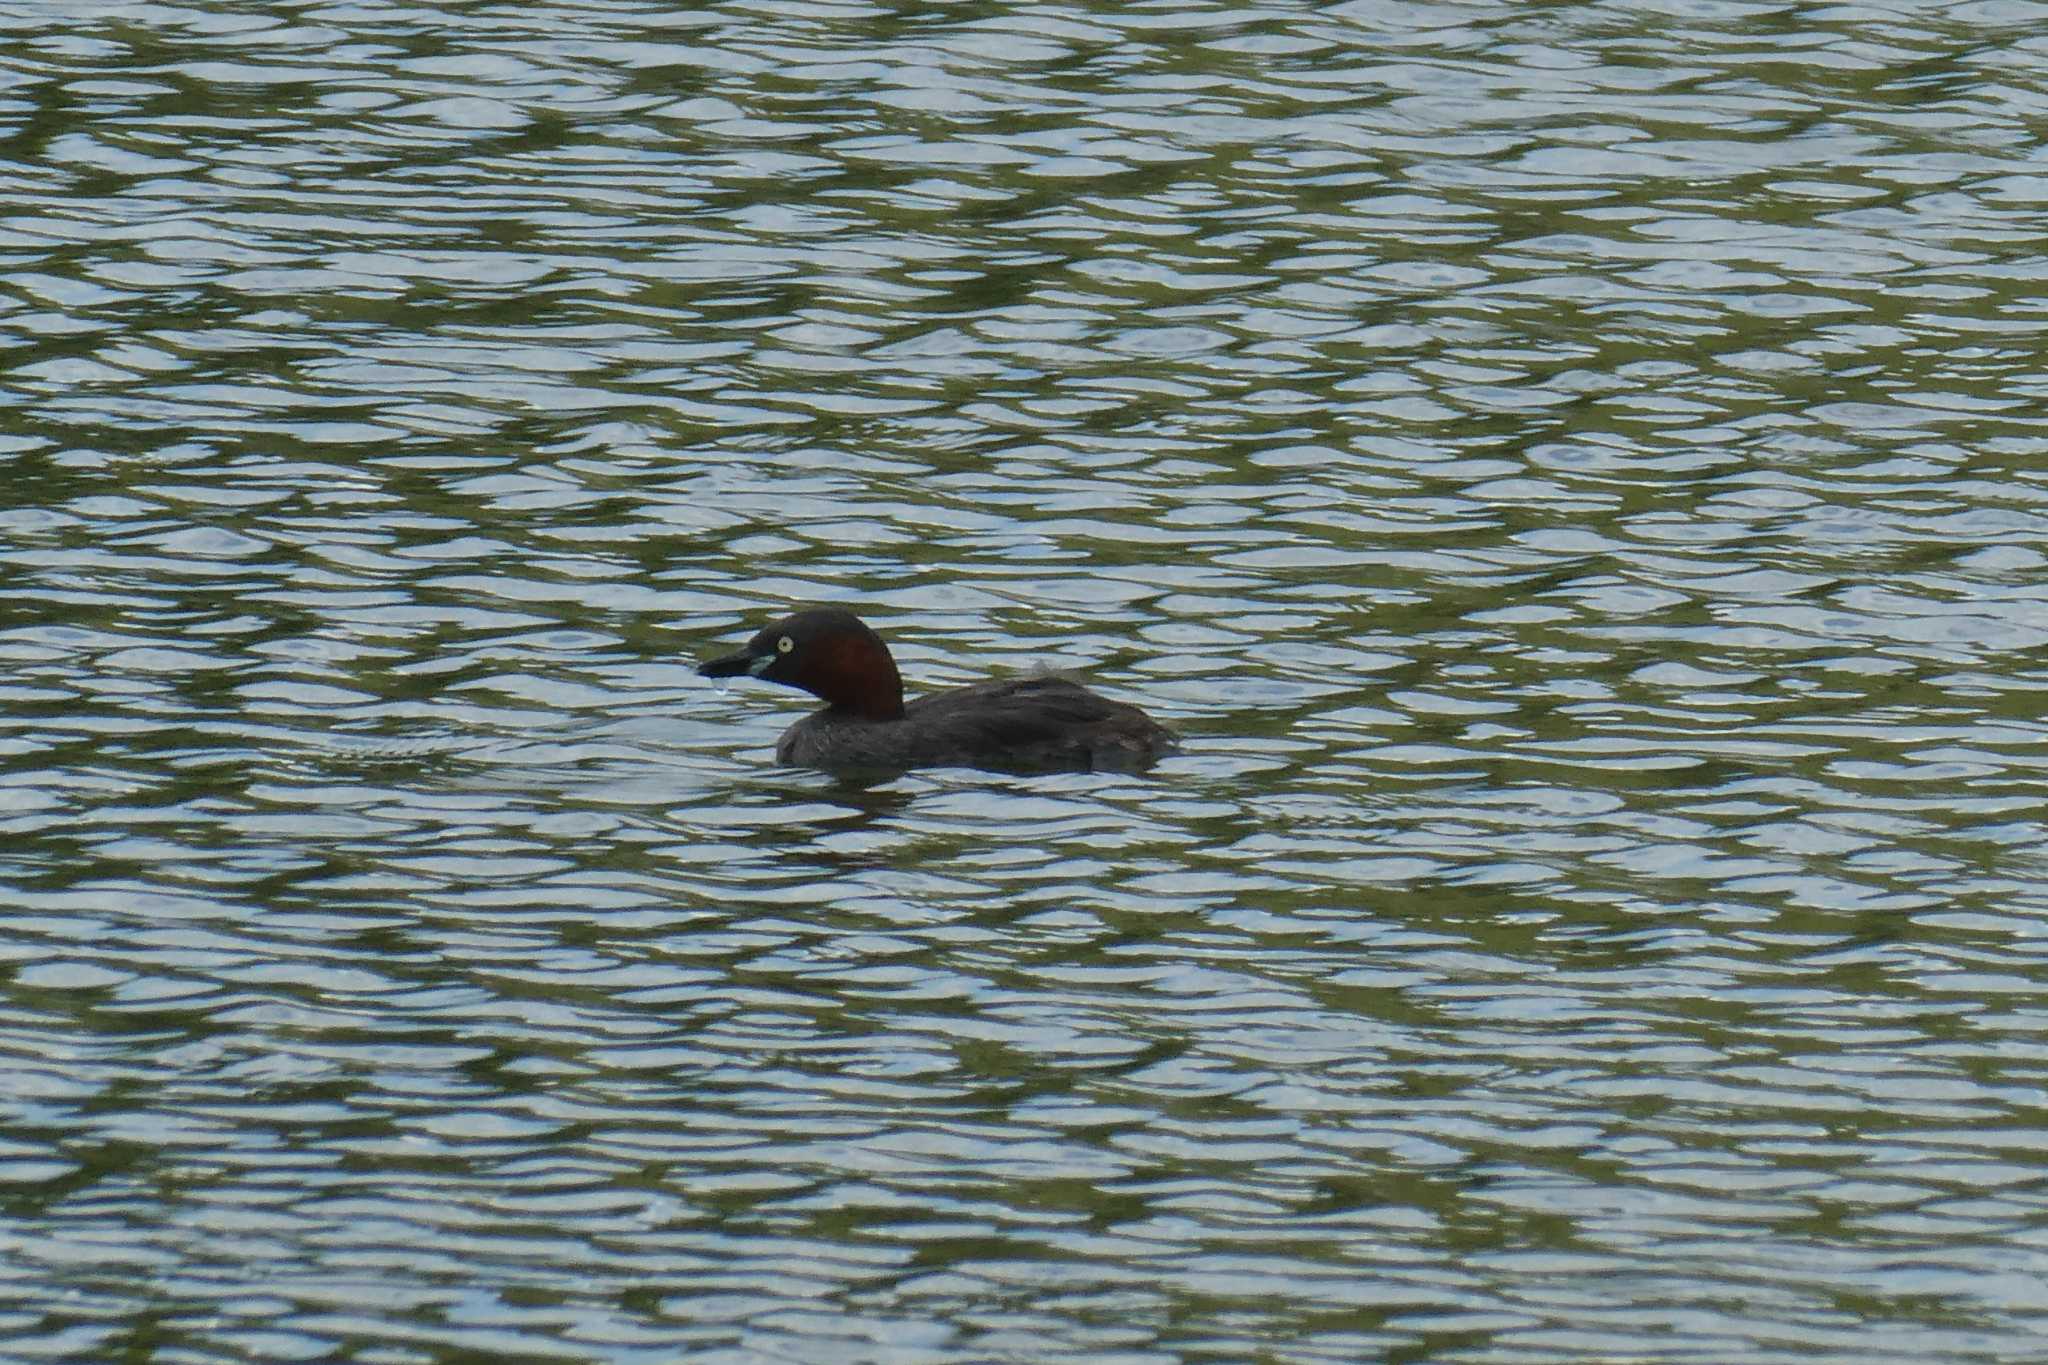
[5,1,2048,1360]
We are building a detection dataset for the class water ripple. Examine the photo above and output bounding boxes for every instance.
[5,0,2048,1360]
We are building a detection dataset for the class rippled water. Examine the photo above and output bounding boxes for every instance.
[7,0,2048,1360]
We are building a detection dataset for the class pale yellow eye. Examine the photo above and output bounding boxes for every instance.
[777,636,794,654]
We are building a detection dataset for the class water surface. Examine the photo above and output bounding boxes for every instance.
[5,1,2048,1360]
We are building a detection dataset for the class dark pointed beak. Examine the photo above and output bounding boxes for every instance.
[698,647,768,680]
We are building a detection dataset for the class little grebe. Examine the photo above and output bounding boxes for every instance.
[698,606,1177,773]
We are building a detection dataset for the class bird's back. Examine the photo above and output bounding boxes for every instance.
[778,675,1177,772]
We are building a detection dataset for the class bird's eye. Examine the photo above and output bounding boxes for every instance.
[777,636,794,654]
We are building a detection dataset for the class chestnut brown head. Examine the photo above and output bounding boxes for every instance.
[698,606,906,720]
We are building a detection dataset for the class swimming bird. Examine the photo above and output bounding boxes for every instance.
[698,606,1178,773]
